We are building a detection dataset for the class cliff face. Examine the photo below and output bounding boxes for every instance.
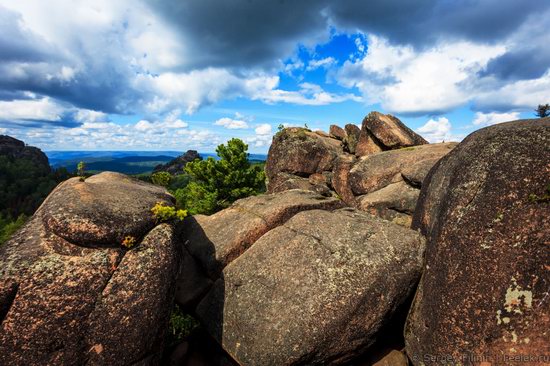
[0,135,55,218]
[0,135,51,173]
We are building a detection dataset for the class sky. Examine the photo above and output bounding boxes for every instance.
[0,0,549,153]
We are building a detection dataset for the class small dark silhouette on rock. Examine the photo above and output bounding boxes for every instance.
[535,103,550,118]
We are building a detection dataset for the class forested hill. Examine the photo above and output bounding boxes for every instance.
[0,135,70,243]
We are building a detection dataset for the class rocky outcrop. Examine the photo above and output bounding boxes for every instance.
[266,113,455,226]
[153,150,201,175]
[405,118,550,363]
[329,125,346,140]
[356,112,427,155]
[343,124,361,154]
[0,135,50,173]
[0,172,181,365]
[191,204,425,365]
[266,128,344,195]
[186,190,344,278]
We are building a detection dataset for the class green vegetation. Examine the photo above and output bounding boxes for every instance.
[151,201,188,222]
[173,139,266,215]
[167,305,200,346]
[0,156,71,245]
[151,171,172,187]
[0,214,27,245]
[77,161,86,181]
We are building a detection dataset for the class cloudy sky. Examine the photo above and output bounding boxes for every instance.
[0,0,549,152]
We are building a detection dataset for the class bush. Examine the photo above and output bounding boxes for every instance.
[167,305,199,346]
[0,214,27,245]
[175,138,265,215]
[151,201,188,222]
[151,171,172,187]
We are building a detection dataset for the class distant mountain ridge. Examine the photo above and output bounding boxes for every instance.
[46,150,268,174]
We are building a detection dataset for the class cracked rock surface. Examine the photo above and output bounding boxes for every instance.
[0,172,181,366]
[406,118,550,363]
[185,198,425,365]
[266,111,456,226]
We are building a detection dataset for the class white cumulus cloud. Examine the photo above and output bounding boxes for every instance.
[417,117,453,143]
[472,111,520,126]
[215,117,249,129]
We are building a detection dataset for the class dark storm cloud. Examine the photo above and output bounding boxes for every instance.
[327,0,549,47]
[0,6,53,63]
[1,0,549,118]
[146,0,330,71]
[148,0,550,68]
[481,48,550,80]
[0,63,138,114]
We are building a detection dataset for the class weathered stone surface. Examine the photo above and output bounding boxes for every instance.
[266,128,343,189]
[0,172,182,366]
[355,129,384,157]
[42,172,173,246]
[405,118,550,363]
[357,181,419,227]
[357,348,409,366]
[268,172,332,196]
[349,143,456,195]
[197,208,425,366]
[360,112,428,152]
[344,124,361,154]
[85,224,181,365]
[332,155,357,206]
[183,190,344,280]
[329,125,347,140]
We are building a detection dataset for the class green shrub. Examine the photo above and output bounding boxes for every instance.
[175,138,265,215]
[151,201,188,222]
[77,161,86,181]
[0,214,27,245]
[167,305,199,345]
[151,171,172,187]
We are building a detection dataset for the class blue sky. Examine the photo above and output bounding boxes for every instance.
[0,1,548,153]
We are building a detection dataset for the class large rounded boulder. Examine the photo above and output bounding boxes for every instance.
[192,205,425,365]
[405,118,550,363]
[0,172,182,366]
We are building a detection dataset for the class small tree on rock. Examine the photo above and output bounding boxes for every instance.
[535,104,550,118]
[174,138,265,215]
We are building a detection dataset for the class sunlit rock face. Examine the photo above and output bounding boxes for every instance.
[265,111,454,227]
[0,172,181,366]
[406,118,550,363]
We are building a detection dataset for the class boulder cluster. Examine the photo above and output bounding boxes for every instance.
[266,111,456,227]
[0,116,548,365]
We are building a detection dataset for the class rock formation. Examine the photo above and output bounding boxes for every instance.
[153,150,202,175]
[356,112,427,155]
[405,118,550,363]
[266,112,455,226]
[0,135,50,174]
[1,117,548,366]
[0,172,181,365]
[175,190,425,365]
